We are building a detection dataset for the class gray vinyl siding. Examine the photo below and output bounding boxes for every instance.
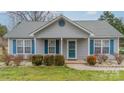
[34,20,89,38]
[114,38,119,53]
[77,38,88,59]
[8,39,13,54]
[36,38,44,54]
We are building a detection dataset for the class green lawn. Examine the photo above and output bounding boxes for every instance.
[0,66,124,80]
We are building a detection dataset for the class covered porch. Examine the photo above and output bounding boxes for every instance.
[35,38,89,60]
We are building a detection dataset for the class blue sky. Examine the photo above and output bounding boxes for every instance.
[0,11,124,30]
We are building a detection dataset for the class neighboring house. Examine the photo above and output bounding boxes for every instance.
[4,15,123,60]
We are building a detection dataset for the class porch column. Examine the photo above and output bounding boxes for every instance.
[61,37,63,55]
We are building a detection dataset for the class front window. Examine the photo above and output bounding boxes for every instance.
[24,40,32,53]
[16,39,32,54]
[94,40,101,54]
[17,40,23,54]
[94,39,110,54]
[48,39,56,54]
[102,40,109,54]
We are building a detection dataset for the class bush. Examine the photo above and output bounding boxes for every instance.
[114,53,123,64]
[43,55,54,66]
[54,55,65,66]
[87,56,96,65]
[32,55,43,66]
[2,54,14,66]
[13,55,23,66]
[95,54,108,64]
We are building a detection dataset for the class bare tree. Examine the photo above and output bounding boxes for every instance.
[7,11,57,25]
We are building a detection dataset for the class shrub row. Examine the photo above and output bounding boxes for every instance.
[2,55,23,66]
[87,54,124,65]
[31,55,65,66]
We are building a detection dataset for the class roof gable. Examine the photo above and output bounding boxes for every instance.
[34,18,90,38]
[30,15,94,36]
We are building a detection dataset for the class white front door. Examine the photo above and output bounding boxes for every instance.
[67,40,77,59]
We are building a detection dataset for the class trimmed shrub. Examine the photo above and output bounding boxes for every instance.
[2,54,14,66]
[13,55,23,66]
[114,53,123,64]
[43,55,54,66]
[32,55,43,66]
[54,55,65,66]
[87,56,96,65]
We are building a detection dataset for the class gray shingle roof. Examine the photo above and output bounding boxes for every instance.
[75,20,123,37]
[4,22,47,38]
[5,20,123,38]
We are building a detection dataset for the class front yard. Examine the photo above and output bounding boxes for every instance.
[0,66,124,80]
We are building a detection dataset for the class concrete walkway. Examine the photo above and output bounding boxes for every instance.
[66,64,124,71]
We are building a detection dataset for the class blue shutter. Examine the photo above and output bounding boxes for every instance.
[90,39,94,55]
[110,39,114,54]
[13,39,16,54]
[32,39,35,54]
[44,40,48,54]
[56,40,59,54]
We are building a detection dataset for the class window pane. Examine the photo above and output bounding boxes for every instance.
[102,40,109,54]
[24,40,31,53]
[102,40,109,47]
[69,41,75,49]
[17,40,23,47]
[17,47,23,53]
[49,40,56,47]
[95,47,101,54]
[25,47,31,53]
[17,40,23,53]
[25,40,31,47]
[49,47,55,53]
[48,39,56,54]
[95,40,101,47]
[102,47,109,54]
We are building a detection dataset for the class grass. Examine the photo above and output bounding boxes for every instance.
[0,66,123,80]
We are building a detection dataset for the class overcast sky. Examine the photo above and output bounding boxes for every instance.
[0,11,124,30]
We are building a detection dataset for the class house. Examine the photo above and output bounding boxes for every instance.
[4,15,123,60]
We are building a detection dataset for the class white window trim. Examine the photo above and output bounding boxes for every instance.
[48,39,56,55]
[16,39,32,55]
[67,39,77,59]
[94,39,110,55]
